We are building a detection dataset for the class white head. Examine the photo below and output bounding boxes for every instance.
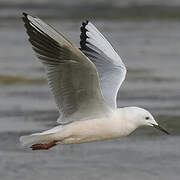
[123,107,169,134]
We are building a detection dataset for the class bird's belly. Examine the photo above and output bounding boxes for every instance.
[55,119,127,145]
[56,135,118,145]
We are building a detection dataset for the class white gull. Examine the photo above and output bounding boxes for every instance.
[20,13,169,150]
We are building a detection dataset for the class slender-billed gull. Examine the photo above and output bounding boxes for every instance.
[20,13,169,150]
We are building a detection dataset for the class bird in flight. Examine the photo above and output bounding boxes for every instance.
[20,13,169,150]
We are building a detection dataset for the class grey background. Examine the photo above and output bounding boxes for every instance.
[0,1,180,180]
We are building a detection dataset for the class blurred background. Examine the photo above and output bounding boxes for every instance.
[0,0,180,180]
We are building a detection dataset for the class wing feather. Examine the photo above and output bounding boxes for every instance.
[80,21,127,109]
[23,13,111,124]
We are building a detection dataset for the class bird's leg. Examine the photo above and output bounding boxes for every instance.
[31,141,57,150]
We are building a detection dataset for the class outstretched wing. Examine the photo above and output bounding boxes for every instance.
[22,13,111,124]
[80,21,127,109]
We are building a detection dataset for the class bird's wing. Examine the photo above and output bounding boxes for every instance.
[80,21,127,109]
[22,13,112,124]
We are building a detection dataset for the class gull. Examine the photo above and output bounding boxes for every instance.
[20,13,169,150]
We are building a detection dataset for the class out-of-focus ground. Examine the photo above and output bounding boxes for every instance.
[0,1,180,180]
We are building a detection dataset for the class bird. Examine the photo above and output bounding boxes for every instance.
[20,13,169,150]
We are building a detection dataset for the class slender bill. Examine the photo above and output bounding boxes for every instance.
[153,124,169,135]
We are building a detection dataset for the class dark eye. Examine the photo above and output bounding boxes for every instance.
[145,117,150,120]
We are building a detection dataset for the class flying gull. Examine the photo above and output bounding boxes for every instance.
[20,13,169,150]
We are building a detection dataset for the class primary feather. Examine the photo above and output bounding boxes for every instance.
[80,21,127,108]
[22,13,111,124]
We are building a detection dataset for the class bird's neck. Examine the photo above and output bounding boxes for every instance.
[111,108,138,137]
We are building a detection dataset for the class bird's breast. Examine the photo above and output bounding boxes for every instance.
[56,118,133,144]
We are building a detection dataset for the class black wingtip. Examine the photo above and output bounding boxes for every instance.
[85,20,89,24]
[80,20,89,50]
[80,20,89,34]
[22,12,28,17]
[22,12,29,24]
[22,12,29,22]
[82,20,89,27]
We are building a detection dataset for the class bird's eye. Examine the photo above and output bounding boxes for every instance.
[145,117,150,120]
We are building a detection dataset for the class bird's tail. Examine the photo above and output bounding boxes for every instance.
[19,133,53,147]
[20,126,63,147]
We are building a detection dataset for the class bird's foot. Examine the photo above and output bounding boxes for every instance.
[31,141,57,150]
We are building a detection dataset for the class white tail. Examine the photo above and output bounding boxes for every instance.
[19,133,52,147]
[20,125,63,147]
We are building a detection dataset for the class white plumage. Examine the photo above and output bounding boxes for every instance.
[20,13,169,150]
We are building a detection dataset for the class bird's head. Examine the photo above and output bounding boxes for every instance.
[124,107,169,135]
